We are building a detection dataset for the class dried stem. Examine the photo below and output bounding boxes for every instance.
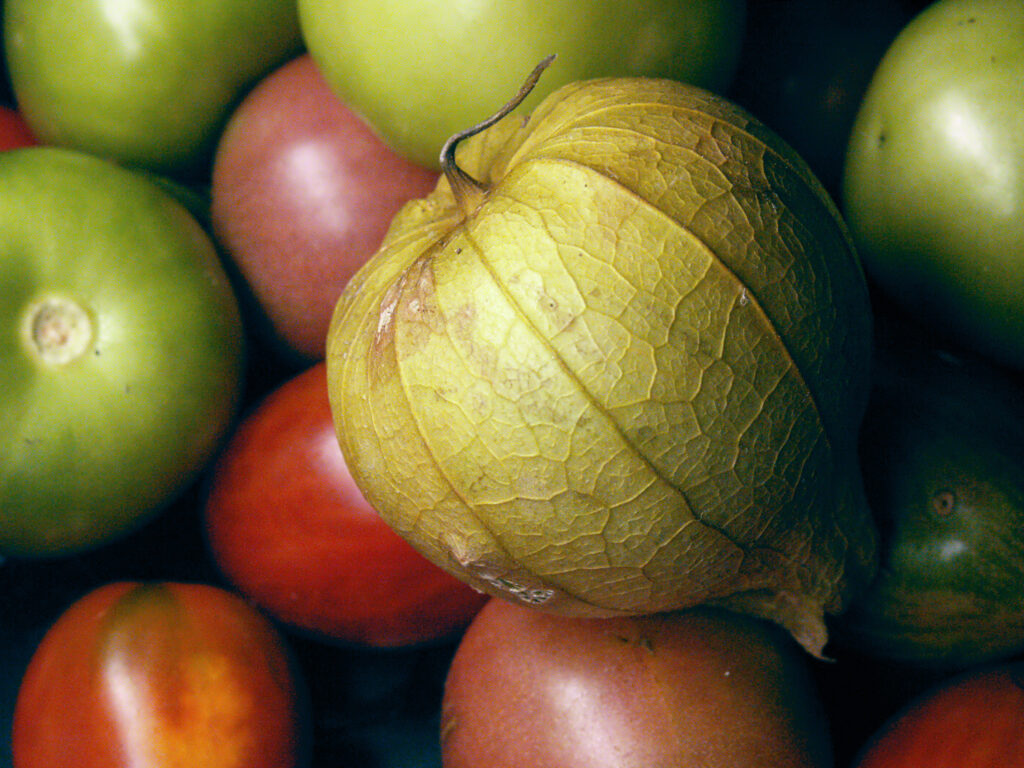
[440,54,556,216]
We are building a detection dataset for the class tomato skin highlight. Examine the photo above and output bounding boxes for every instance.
[210,54,439,362]
[842,0,1024,370]
[4,0,302,177]
[441,600,835,768]
[203,362,487,648]
[12,581,306,768]
[0,147,245,558]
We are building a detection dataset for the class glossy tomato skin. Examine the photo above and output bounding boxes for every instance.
[441,600,834,768]
[852,661,1024,767]
[203,362,488,648]
[12,581,306,768]
[842,0,1024,370]
[0,147,245,557]
[299,0,746,168]
[0,106,34,150]
[3,0,302,177]
[836,328,1024,670]
[210,54,439,362]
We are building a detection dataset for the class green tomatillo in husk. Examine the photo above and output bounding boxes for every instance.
[326,60,876,656]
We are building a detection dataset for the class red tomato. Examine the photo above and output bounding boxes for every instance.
[203,362,488,648]
[12,581,305,768]
[852,661,1024,767]
[441,600,835,768]
[210,54,439,362]
[0,106,36,150]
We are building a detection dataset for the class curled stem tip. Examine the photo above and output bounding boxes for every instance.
[440,54,557,215]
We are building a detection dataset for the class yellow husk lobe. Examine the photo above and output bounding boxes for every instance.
[327,76,876,656]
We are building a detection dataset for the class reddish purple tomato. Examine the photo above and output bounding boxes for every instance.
[441,600,835,768]
[852,661,1024,767]
[0,106,36,150]
[12,581,305,768]
[210,54,439,362]
[203,362,488,648]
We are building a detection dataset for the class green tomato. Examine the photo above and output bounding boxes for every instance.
[3,0,301,177]
[837,332,1024,670]
[842,0,1024,370]
[0,147,245,558]
[298,0,746,169]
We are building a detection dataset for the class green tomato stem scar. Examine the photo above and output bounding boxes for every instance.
[439,54,556,217]
[23,296,95,366]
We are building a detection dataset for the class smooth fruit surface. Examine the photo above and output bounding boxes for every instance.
[442,600,834,768]
[299,0,746,168]
[204,362,488,648]
[852,661,1024,767]
[0,147,245,557]
[0,105,34,150]
[842,0,1024,369]
[11,581,305,768]
[836,332,1024,669]
[211,54,438,361]
[4,0,302,176]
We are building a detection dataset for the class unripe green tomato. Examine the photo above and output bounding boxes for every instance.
[4,0,302,177]
[0,147,245,557]
[326,73,877,657]
[299,0,747,169]
[842,0,1024,370]
[836,335,1024,670]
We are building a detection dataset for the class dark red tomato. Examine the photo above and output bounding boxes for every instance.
[0,106,35,150]
[203,362,488,648]
[442,600,834,768]
[210,54,439,362]
[12,581,305,768]
[852,661,1024,767]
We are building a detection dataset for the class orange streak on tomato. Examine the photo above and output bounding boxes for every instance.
[12,582,302,768]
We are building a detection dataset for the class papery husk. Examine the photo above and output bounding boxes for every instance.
[327,75,876,656]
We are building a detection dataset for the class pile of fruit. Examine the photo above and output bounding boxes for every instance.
[2,0,1022,766]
